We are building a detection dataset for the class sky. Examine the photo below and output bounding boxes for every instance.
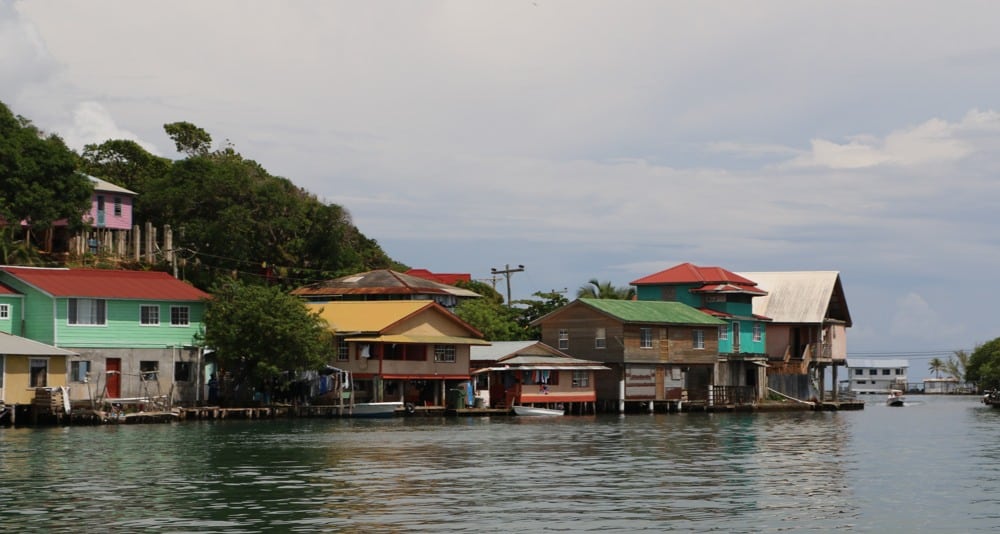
[4,1,1000,380]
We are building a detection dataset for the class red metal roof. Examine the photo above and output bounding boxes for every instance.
[1,267,209,301]
[0,282,20,295]
[631,262,759,286]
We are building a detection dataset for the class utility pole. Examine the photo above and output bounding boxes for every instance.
[490,264,525,307]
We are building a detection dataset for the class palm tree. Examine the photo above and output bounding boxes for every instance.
[945,350,969,381]
[577,278,635,300]
[928,357,946,379]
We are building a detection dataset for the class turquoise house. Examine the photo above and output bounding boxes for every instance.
[0,267,209,405]
[631,262,771,401]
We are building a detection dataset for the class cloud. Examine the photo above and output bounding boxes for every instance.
[0,1,55,92]
[54,101,160,154]
[785,113,996,169]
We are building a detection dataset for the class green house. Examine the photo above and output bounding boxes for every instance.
[0,282,23,336]
[0,267,209,405]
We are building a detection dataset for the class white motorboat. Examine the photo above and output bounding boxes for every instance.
[350,401,403,418]
[513,405,564,416]
[886,389,905,407]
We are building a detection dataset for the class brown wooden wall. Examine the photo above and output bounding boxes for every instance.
[538,305,720,366]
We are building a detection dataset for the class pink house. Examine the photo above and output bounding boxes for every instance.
[84,176,136,230]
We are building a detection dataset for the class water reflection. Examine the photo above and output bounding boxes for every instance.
[0,397,994,532]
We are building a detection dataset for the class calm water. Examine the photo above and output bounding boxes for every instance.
[1,395,998,532]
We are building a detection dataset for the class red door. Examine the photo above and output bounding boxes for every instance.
[106,358,121,398]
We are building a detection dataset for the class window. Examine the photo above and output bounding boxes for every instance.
[896,369,903,375]
[434,345,456,363]
[68,298,106,325]
[170,306,190,326]
[719,324,729,341]
[640,327,653,349]
[337,340,349,361]
[869,369,877,375]
[71,360,91,382]
[29,358,47,387]
[174,361,192,382]
[752,323,762,342]
[140,360,159,381]
[660,287,676,300]
[558,329,569,350]
[882,369,891,375]
[693,329,705,349]
[855,369,863,376]
[0,303,8,320]
[114,197,122,217]
[594,328,606,349]
[140,305,160,325]
[572,371,590,388]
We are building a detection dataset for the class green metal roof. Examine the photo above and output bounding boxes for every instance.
[580,299,727,325]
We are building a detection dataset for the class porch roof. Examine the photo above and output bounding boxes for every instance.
[345,334,491,345]
[0,332,77,356]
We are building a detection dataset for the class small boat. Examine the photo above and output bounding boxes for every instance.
[350,401,403,418]
[983,391,1000,407]
[886,389,905,407]
[513,405,564,416]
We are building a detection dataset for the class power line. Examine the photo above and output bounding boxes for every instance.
[490,264,524,307]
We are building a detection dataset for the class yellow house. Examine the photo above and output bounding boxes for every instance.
[1,332,77,406]
[308,301,489,405]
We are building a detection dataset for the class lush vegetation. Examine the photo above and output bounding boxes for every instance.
[199,281,333,403]
[967,339,1000,390]
[453,281,568,341]
[79,121,403,290]
[577,278,635,300]
[0,102,93,263]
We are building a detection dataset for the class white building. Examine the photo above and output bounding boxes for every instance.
[923,377,962,394]
[846,358,908,394]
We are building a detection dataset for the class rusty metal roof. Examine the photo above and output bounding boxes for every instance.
[291,269,480,298]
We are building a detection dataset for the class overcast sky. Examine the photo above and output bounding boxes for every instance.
[4,1,1000,379]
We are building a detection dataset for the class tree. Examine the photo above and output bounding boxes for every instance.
[78,138,171,193]
[454,297,526,341]
[199,281,333,403]
[945,350,969,382]
[164,121,212,157]
[135,133,397,290]
[928,357,945,379]
[966,338,1000,391]
[577,278,635,300]
[0,101,92,237]
[516,290,569,338]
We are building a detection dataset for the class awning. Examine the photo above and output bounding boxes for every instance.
[345,334,491,346]
[472,365,609,374]
[381,374,470,380]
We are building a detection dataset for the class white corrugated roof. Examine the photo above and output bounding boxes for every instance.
[738,271,842,324]
[470,341,539,361]
[87,175,137,196]
[0,332,77,356]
